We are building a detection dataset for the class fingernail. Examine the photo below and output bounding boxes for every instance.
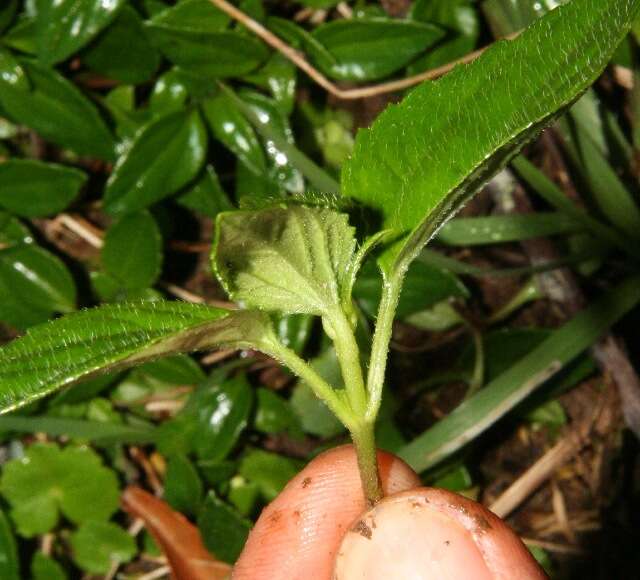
[334,493,494,580]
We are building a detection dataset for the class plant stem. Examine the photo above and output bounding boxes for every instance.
[365,272,404,423]
[351,420,383,505]
[328,309,368,416]
[269,343,353,428]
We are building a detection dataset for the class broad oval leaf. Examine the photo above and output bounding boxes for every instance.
[82,5,161,84]
[311,17,444,81]
[102,211,163,290]
[0,244,76,329]
[0,301,275,413]
[146,2,267,79]
[212,205,358,318]
[103,110,207,215]
[35,0,125,65]
[0,159,86,217]
[341,0,640,273]
[0,59,116,160]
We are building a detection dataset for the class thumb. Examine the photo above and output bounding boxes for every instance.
[334,488,546,580]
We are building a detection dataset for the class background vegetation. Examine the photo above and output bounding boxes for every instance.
[0,0,639,578]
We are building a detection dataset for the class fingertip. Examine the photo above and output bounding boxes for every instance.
[233,445,419,580]
[334,488,546,580]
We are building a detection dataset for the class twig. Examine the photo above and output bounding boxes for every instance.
[522,537,584,555]
[137,566,172,580]
[57,213,104,248]
[160,283,235,309]
[208,0,518,100]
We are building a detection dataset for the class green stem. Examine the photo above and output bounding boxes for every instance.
[365,272,404,423]
[268,342,353,428]
[351,420,382,505]
[327,309,367,416]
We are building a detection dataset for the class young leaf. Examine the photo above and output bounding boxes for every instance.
[0,300,275,413]
[102,211,163,290]
[36,0,125,65]
[213,205,359,318]
[103,110,206,215]
[0,159,86,217]
[341,0,640,274]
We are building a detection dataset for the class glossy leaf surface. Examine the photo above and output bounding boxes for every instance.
[0,160,86,217]
[342,0,640,273]
[0,59,116,160]
[35,0,125,64]
[311,17,444,81]
[0,301,274,412]
[104,111,206,215]
[102,211,163,290]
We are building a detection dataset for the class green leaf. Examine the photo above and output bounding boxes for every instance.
[0,416,155,444]
[0,212,32,246]
[149,69,189,115]
[164,454,203,517]
[213,205,359,318]
[70,521,136,575]
[243,53,296,116]
[0,443,120,537]
[354,259,468,319]
[0,0,17,33]
[0,160,86,217]
[165,375,253,461]
[0,510,19,580]
[31,553,66,580]
[35,0,125,65]
[0,49,29,91]
[341,0,640,274]
[83,5,161,84]
[311,17,444,81]
[239,449,300,501]
[197,491,252,564]
[409,0,479,73]
[0,59,116,160]
[255,388,301,435]
[104,110,206,215]
[102,211,163,290]
[398,275,640,473]
[0,244,76,329]
[146,1,267,78]
[0,300,276,413]
[437,213,581,246]
[201,92,266,176]
[178,166,233,219]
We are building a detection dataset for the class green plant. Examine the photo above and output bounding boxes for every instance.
[0,0,638,508]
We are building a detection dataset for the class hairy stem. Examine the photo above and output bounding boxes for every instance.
[327,309,368,416]
[351,420,383,505]
[268,342,353,427]
[365,272,404,423]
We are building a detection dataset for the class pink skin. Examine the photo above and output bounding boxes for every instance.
[233,445,546,580]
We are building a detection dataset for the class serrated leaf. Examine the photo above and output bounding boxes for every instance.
[70,521,136,574]
[103,110,206,215]
[0,300,276,413]
[82,5,160,84]
[213,205,359,318]
[35,0,125,65]
[311,17,444,81]
[102,211,163,290]
[341,0,640,274]
[0,59,116,160]
[0,160,86,217]
[0,443,120,537]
